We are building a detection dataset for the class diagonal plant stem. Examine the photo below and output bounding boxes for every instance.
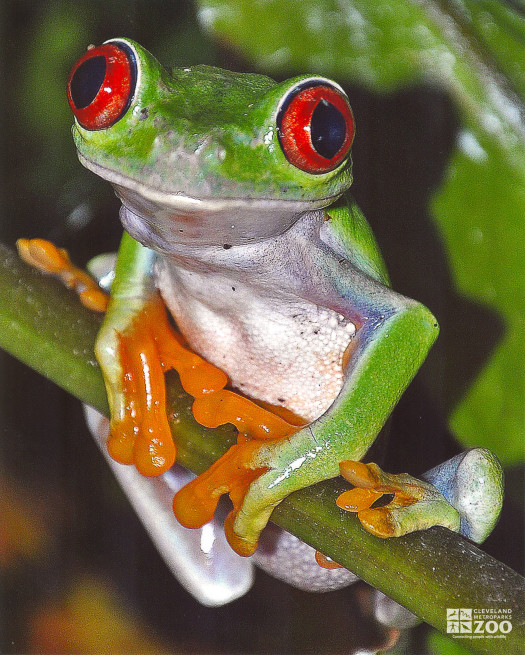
[0,242,523,654]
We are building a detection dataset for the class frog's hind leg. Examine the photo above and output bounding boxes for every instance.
[336,461,461,537]
[173,438,272,556]
[336,451,503,545]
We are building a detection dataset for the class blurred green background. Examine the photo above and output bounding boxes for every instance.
[0,1,523,653]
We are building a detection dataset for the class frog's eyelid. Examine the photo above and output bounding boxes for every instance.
[275,76,347,113]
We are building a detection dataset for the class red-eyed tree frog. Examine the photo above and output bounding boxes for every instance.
[18,38,503,603]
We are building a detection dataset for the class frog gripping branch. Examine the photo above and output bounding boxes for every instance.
[23,38,503,561]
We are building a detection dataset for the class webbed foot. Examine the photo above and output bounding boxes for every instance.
[336,450,503,544]
[174,421,316,557]
[103,287,303,476]
[336,461,461,537]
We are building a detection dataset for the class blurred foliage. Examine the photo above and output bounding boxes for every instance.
[442,0,525,97]
[1,1,524,654]
[28,577,173,654]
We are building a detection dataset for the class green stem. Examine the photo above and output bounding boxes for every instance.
[0,243,523,654]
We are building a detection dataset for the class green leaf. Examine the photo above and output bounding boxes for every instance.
[432,134,525,464]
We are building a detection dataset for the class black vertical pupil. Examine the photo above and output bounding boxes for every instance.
[311,99,346,159]
[70,56,107,109]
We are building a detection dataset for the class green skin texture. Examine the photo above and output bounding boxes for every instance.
[73,38,466,553]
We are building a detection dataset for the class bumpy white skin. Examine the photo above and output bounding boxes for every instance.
[255,525,358,591]
[158,268,355,422]
[155,214,357,423]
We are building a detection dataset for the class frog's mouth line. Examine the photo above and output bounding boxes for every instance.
[78,153,344,214]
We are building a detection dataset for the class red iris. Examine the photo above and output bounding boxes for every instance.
[67,42,135,131]
[277,83,354,174]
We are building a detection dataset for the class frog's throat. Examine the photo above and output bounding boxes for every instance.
[77,152,343,214]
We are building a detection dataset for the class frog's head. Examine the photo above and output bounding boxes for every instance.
[67,38,355,246]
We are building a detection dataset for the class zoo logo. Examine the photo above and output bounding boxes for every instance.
[447,608,513,638]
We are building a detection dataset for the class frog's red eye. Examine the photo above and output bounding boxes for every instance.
[67,42,136,130]
[277,82,354,174]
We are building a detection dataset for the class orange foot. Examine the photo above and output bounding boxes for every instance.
[336,461,453,538]
[173,437,284,556]
[17,239,302,481]
[108,293,303,478]
[16,238,109,312]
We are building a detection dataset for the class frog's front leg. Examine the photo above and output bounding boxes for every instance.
[174,296,440,556]
[95,231,177,475]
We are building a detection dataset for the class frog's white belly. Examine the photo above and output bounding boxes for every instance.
[156,262,356,423]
